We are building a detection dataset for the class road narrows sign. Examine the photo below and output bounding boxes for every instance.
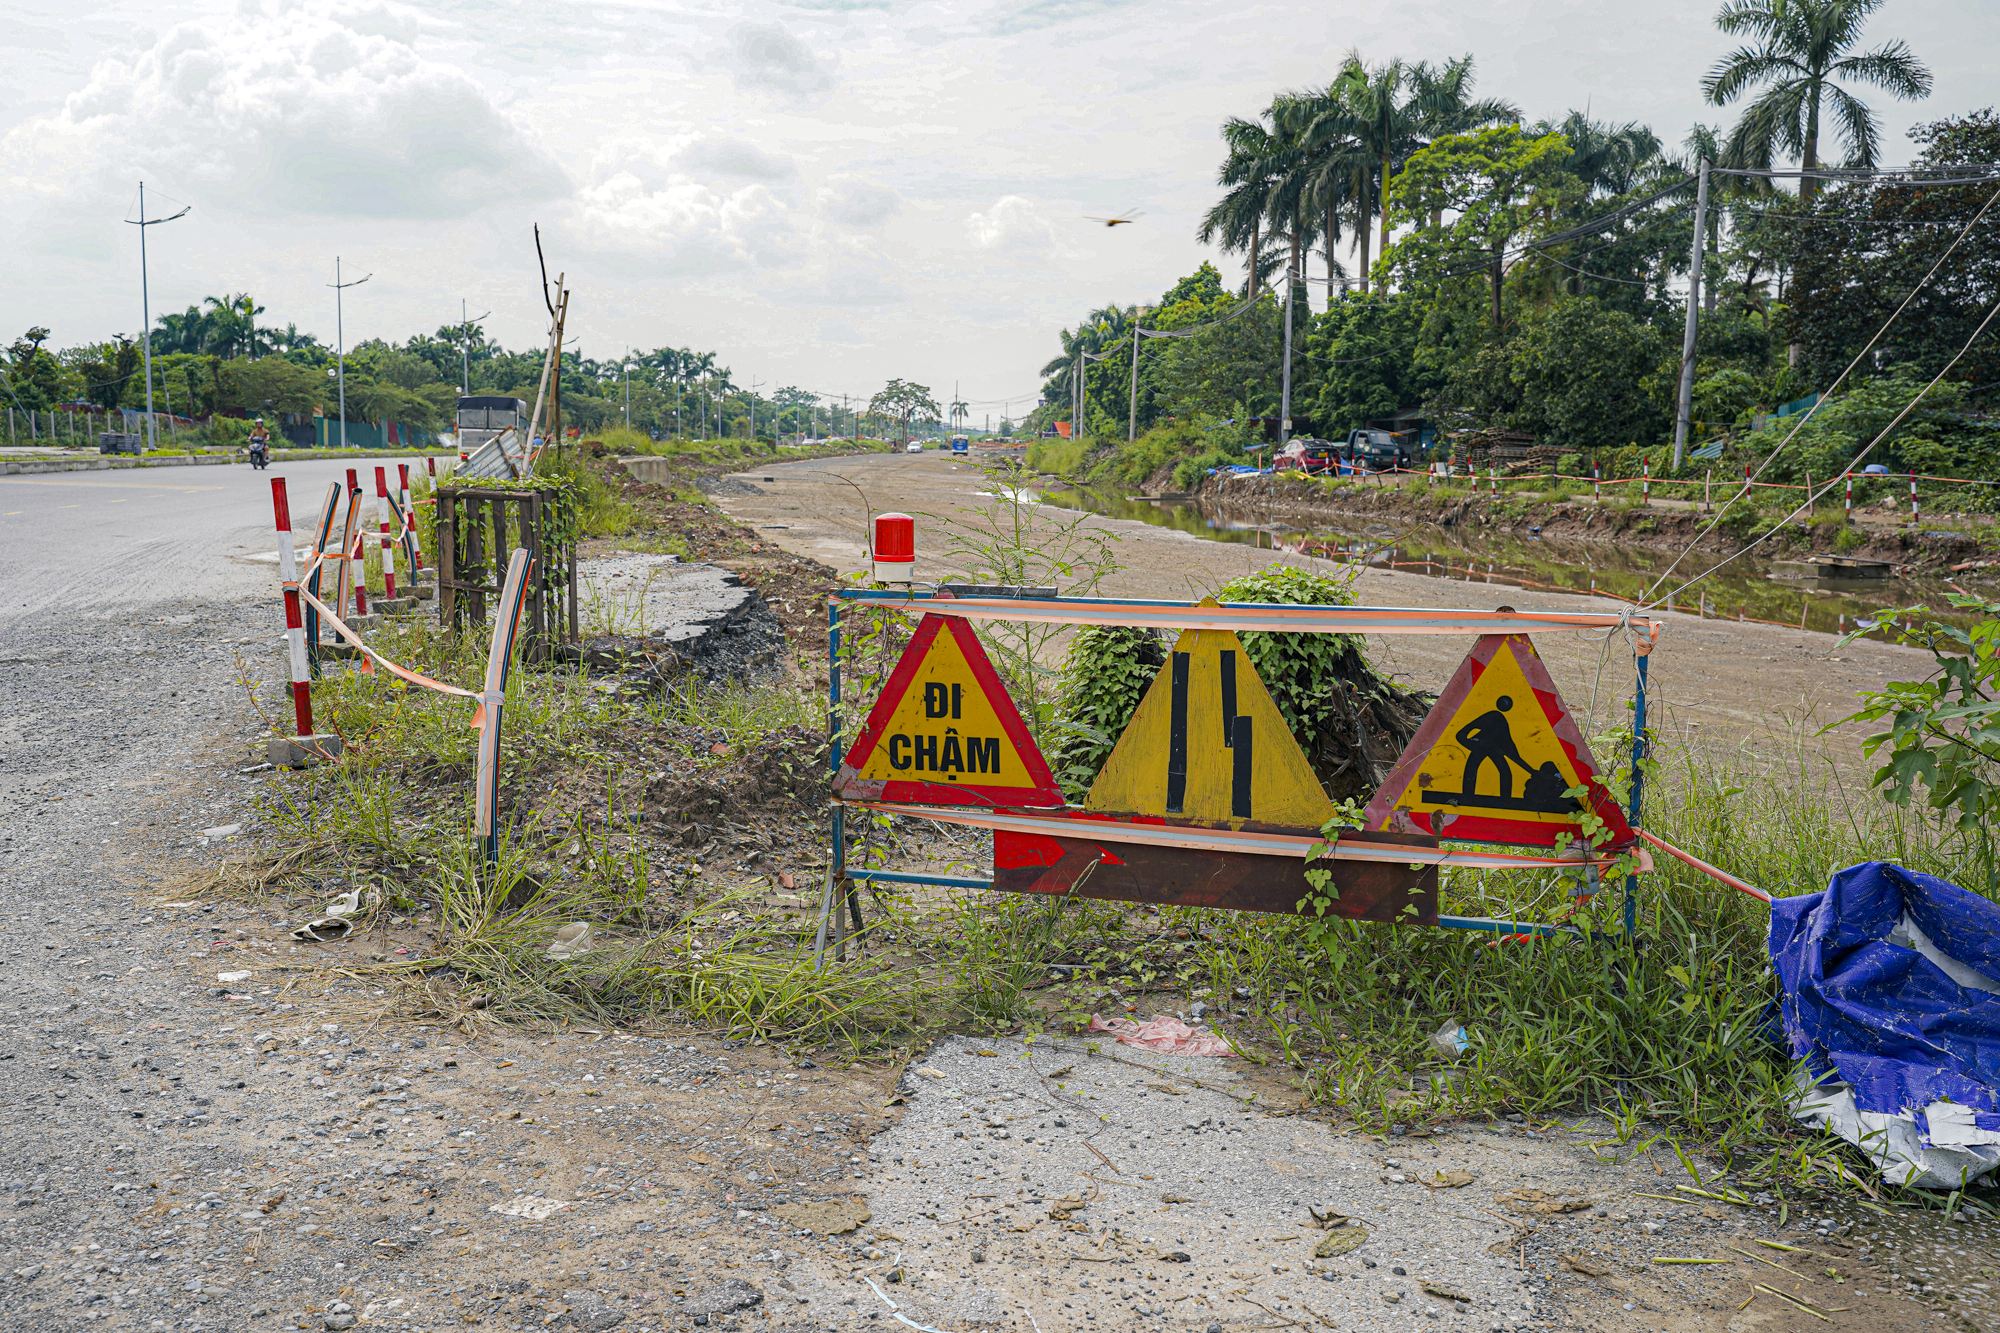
[1084,611,1337,828]
[835,613,1063,808]
[1363,633,1632,848]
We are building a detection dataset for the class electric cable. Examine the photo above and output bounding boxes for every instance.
[1634,180,2000,606]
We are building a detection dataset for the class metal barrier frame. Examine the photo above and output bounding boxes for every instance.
[818,589,1656,958]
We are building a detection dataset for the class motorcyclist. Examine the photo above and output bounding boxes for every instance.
[247,418,271,469]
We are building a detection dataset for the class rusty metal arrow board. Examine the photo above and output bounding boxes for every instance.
[1363,634,1632,849]
[833,613,1064,808]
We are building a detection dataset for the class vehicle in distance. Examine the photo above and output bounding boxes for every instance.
[905,440,925,453]
[1275,438,1342,473]
[950,435,970,454]
[1344,428,1415,472]
[456,396,531,455]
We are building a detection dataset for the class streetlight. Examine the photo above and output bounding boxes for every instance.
[329,258,372,451]
[125,182,189,451]
[459,299,490,396]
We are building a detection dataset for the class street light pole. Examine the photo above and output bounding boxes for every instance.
[1672,157,1711,470]
[329,258,372,451]
[125,182,189,451]
[623,347,631,429]
[459,300,489,396]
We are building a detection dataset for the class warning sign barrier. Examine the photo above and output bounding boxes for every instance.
[819,579,1674,961]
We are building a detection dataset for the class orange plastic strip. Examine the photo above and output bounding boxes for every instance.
[295,585,489,729]
[1638,830,1770,904]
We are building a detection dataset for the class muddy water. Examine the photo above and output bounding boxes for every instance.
[1040,484,1974,640]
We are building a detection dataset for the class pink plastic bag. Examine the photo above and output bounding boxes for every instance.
[1088,1013,1237,1058]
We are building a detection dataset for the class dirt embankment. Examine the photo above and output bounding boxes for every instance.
[1193,471,2000,572]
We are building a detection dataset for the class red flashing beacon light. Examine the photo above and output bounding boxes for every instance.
[872,512,915,585]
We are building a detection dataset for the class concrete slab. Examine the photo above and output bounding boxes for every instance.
[784,1033,1755,1332]
[577,553,787,687]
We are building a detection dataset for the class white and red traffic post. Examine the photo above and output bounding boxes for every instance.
[397,463,425,571]
[1911,469,1920,523]
[267,478,343,766]
[343,469,370,617]
[374,466,398,600]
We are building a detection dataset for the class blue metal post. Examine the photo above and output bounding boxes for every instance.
[1624,649,1649,937]
[829,598,844,886]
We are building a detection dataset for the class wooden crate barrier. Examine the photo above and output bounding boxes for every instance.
[435,485,577,661]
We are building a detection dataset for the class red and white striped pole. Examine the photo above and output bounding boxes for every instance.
[1593,462,1601,502]
[374,466,398,600]
[344,469,369,618]
[398,463,425,570]
[270,478,315,739]
[1642,456,1651,505]
[1845,473,1853,518]
[1911,468,1919,523]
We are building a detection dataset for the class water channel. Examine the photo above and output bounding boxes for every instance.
[1038,483,1975,640]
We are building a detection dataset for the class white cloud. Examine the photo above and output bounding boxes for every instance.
[669,135,797,183]
[965,195,1058,252]
[817,176,900,229]
[725,22,834,96]
[567,139,804,273]
[0,0,563,218]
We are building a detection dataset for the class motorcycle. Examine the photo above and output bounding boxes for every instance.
[248,440,270,470]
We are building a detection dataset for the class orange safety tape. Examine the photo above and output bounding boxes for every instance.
[294,585,490,729]
[842,800,1651,874]
[1638,830,1770,904]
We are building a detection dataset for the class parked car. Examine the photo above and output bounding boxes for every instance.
[905,440,924,453]
[1344,428,1414,472]
[1275,438,1343,473]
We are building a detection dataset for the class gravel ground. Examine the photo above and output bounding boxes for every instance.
[1,460,1993,1333]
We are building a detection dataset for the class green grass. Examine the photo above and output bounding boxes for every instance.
[224,553,1999,1211]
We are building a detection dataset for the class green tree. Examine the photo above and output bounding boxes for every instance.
[1503,298,1672,453]
[5,327,62,412]
[1199,115,1288,299]
[1701,0,1933,204]
[1382,125,1579,327]
[219,356,326,416]
[868,379,941,445]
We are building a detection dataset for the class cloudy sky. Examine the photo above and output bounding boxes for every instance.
[2,0,1992,415]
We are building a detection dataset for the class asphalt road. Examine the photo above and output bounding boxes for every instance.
[0,458,451,630]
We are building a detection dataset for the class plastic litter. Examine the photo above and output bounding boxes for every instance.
[290,888,369,942]
[1087,1014,1236,1057]
[1770,860,2000,1188]
[1427,1019,1469,1059]
[545,923,597,960]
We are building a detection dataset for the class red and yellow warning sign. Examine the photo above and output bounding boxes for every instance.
[834,613,1063,808]
[1362,634,1632,848]
[1084,614,1338,829]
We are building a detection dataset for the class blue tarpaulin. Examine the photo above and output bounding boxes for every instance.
[1770,861,2000,1187]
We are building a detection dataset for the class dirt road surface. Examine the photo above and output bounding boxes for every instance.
[708,452,1936,763]
[0,454,1985,1333]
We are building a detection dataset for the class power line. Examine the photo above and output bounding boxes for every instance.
[1636,180,2000,605]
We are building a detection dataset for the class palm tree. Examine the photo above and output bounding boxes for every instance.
[1199,116,1285,298]
[1702,0,1932,204]
[1545,111,1663,196]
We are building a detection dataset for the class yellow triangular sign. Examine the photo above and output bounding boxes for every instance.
[835,613,1063,807]
[1085,606,1335,827]
[1363,634,1632,847]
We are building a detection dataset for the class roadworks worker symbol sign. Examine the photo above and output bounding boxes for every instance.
[1362,633,1632,848]
[1083,609,1337,829]
[834,613,1063,808]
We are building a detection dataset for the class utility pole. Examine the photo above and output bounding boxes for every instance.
[623,347,631,428]
[1280,263,1296,445]
[1074,351,1083,440]
[1127,322,1142,443]
[1673,157,1711,470]
[329,258,371,452]
[125,182,189,451]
